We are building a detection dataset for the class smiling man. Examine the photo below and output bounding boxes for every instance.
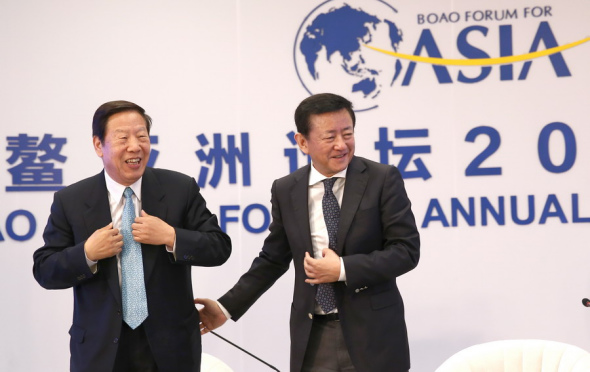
[196,93,420,372]
[33,100,231,372]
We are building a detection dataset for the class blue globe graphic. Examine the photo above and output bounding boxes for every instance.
[294,0,403,111]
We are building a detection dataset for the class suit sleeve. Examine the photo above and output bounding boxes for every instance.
[32,192,94,290]
[342,165,420,290]
[217,180,293,321]
[173,178,232,267]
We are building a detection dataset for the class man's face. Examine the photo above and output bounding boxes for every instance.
[295,108,355,177]
[93,110,150,186]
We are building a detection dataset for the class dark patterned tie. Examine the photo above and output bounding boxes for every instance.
[121,187,148,329]
[316,177,339,313]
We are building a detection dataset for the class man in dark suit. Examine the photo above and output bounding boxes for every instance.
[196,93,420,372]
[33,100,231,372]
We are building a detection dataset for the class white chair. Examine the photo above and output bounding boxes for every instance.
[201,353,234,372]
[435,339,590,372]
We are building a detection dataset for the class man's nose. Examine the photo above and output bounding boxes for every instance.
[127,137,141,151]
[333,135,346,149]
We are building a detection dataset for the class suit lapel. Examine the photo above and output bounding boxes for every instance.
[83,171,122,307]
[140,168,166,281]
[337,157,368,255]
[290,165,314,255]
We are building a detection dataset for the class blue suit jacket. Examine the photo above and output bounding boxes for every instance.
[33,168,231,372]
[219,156,420,372]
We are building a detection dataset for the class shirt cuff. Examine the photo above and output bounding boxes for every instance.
[85,252,98,274]
[166,237,177,259]
[338,257,346,282]
[216,301,232,320]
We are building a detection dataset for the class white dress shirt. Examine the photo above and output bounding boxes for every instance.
[308,164,347,314]
[217,163,348,319]
[85,171,175,283]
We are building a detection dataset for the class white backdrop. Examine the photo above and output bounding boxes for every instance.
[1,1,589,371]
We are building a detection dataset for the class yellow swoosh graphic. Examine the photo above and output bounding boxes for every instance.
[364,36,590,66]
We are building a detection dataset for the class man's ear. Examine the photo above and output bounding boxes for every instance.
[93,136,103,158]
[294,132,309,155]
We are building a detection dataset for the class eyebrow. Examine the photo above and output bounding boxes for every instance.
[112,127,148,134]
[325,126,354,133]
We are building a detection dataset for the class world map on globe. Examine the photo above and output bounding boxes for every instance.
[295,2,403,111]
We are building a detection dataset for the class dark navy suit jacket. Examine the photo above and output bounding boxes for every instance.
[219,156,419,372]
[33,168,231,372]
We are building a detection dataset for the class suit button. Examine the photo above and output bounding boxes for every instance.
[308,313,313,320]
[113,338,119,343]
[117,310,122,315]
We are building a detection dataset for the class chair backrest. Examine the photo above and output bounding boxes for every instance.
[201,353,234,372]
[435,339,590,372]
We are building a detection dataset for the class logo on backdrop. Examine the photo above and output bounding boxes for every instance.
[293,0,404,112]
[294,1,589,112]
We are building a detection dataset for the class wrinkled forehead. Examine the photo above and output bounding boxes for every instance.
[308,109,354,132]
[105,111,149,134]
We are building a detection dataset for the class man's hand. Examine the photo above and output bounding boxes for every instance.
[304,248,341,284]
[194,298,228,335]
[84,223,123,261]
[132,210,176,247]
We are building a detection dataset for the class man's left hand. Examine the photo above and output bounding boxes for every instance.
[304,249,340,284]
[132,210,176,247]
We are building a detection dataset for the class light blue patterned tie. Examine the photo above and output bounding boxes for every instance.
[316,178,339,313]
[121,187,148,329]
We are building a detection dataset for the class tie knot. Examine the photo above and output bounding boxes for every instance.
[124,187,134,199]
[323,178,337,191]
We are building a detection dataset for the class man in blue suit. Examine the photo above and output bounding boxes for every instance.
[196,93,419,372]
[33,100,231,372]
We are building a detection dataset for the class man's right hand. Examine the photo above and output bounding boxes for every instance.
[84,223,123,261]
[195,298,228,335]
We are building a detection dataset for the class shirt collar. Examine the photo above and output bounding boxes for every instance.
[103,171,143,201]
[308,163,347,186]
